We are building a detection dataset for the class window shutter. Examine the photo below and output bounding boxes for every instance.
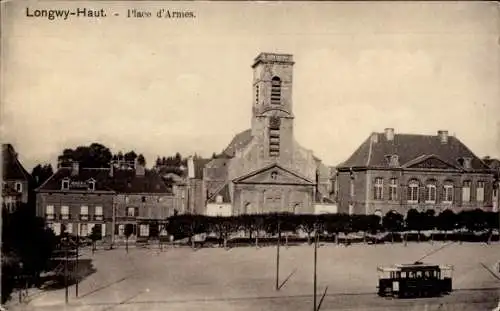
[135,207,139,217]
[115,224,119,235]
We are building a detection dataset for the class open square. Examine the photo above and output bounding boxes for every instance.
[17,242,500,311]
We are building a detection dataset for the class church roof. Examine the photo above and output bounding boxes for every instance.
[339,131,491,171]
[221,129,253,157]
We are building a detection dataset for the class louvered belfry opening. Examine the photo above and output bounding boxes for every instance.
[269,116,281,157]
[271,76,281,105]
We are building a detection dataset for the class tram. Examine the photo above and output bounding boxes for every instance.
[377,261,453,298]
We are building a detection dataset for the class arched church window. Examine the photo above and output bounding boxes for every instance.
[271,76,281,105]
[271,171,278,180]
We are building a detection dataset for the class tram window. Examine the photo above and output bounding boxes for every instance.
[401,271,407,278]
[416,271,423,278]
[390,272,395,279]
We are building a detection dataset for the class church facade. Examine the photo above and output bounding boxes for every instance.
[190,53,334,216]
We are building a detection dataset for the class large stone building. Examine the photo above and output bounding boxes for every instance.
[2,144,32,212]
[190,53,335,215]
[36,160,178,240]
[336,128,495,216]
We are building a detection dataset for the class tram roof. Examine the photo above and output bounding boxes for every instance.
[377,263,453,272]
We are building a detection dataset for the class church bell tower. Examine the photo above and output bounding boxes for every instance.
[251,53,295,163]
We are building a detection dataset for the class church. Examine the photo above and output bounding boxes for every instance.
[187,53,335,216]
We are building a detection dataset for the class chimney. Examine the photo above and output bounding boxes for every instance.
[370,133,379,143]
[71,161,79,176]
[438,130,449,144]
[135,159,145,177]
[384,128,395,141]
[187,156,195,179]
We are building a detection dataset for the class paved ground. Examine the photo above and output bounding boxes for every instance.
[8,242,500,311]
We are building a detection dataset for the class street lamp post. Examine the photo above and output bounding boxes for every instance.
[275,218,281,291]
[111,202,116,249]
[64,239,69,304]
[75,231,79,297]
[313,229,318,311]
[18,262,23,303]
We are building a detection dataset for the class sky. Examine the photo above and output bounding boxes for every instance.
[1,1,500,171]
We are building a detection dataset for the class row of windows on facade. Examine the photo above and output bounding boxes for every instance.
[367,178,486,203]
[45,205,141,218]
[47,222,105,237]
[114,224,168,237]
[3,197,18,213]
[46,222,169,238]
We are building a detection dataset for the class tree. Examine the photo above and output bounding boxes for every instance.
[323,214,346,244]
[405,209,423,243]
[208,216,237,249]
[298,215,318,245]
[137,154,146,166]
[123,151,137,162]
[31,164,54,188]
[382,211,404,243]
[436,209,457,240]
[1,204,56,303]
[423,209,436,243]
[57,143,113,168]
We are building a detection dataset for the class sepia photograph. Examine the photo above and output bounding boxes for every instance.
[1,1,499,310]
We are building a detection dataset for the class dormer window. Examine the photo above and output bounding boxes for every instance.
[215,195,223,203]
[385,154,399,167]
[463,157,472,169]
[458,157,472,169]
[61,179,69,190]
[390,155,399,167]
[88,179,95,191]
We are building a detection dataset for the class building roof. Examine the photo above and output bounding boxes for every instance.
[110,169,171,194]
[339,131,491,171]
[483,157,500,170]
[2,144,31,181]
[37,167,114,192]
[37,166,170,194]
[221,129,253,157]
